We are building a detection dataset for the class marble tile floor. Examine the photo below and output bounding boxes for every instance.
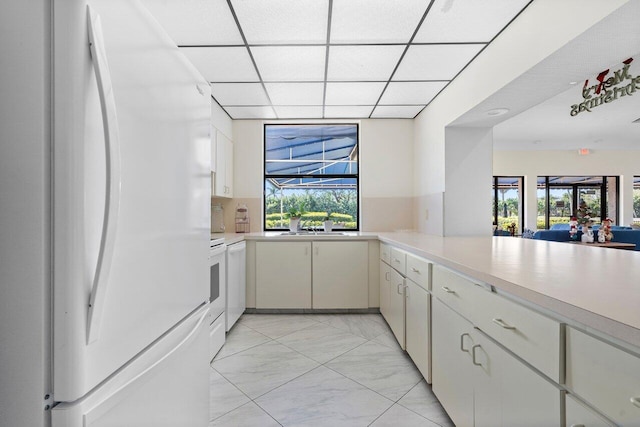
[210,313,454,427]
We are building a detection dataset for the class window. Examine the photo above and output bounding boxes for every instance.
[536,176,619,229]
[492,176,523,234]
[264,124,359,231]
[634,177,640,223]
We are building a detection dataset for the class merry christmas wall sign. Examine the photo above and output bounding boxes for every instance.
[570,57,639,116]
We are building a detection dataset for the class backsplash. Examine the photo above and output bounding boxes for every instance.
[212,197,414,233]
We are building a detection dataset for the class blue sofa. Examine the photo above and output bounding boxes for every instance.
[549,223,632,231]
[533,228,640,250]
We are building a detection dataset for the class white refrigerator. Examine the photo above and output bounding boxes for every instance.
[0,0,212,425]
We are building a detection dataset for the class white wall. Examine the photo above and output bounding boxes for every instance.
[444,127,494,236]
[412,0,630,236]
[494,150,640,229]
[222,119,414,232]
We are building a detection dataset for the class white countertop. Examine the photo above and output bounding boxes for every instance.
[377,232,640,351]
[211,233,246,245]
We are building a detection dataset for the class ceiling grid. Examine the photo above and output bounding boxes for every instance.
[143,0,532,119]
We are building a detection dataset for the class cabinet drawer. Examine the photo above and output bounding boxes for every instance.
[406,254,431,291]
[566,394,614,427]
[474,289,561,382]
[432,265,482,320]
[566,327,640,426]
[390,247,406,275]
[380,243,390,264]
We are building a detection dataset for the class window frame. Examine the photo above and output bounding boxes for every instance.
[262,123,360,232]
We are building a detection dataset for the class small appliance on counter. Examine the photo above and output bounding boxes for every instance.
[235,203,250,233]
[212,203,225,233]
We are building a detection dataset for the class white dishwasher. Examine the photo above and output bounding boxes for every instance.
[226,241,246,331]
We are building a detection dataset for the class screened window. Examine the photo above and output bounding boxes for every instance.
[264,124,359,230]
[536,176,619,229]
[492,176,523,235]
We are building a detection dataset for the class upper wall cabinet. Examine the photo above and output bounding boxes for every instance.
[213,130,233,198]
[210,128,217,173]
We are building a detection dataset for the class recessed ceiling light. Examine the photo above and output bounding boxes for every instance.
[486,108,509,116]
[569,81,579,85]
[633,117,640,124]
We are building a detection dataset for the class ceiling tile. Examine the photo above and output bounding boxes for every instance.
[141,0,243,45]
[225,106,276,119]
[211,83,269,105]
[379,81,448,105]
[371,105,425,118]
[393,44,484,80]
[231,0,328,44]
[325,82,386,105]
[327,45,405,81]
[265,83,325,105]
[180,47,258,82]
[251,46,327,81]
[324,106,374,118]
[414,0,530,43]
[273,106,324,119]
[331,0,431,43]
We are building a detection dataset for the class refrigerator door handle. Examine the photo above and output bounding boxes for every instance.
[86,5,122,344]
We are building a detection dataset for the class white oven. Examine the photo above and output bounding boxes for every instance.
[209,237,226,360]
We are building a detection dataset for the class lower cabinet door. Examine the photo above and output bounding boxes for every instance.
[566,394,615,427]
[432,299,474,427]
[500,335,562,427]
[379,261,392,319]
[472,332,503,427]
[405,280,430,382]
[312,241,368,309]
[256,242,311,308]
[388,269,406,349]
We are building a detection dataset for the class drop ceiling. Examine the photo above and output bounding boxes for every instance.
[142,0,531,119]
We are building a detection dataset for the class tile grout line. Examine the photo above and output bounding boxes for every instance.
[215,314,447,425]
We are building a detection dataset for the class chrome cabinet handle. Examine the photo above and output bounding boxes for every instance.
[471,344,482,366]
[460,333,470,353]
[385,271,390,281]
[411,267,420,273]
[393,258,401,263]
[570,424,586,427]
[441,286,455,294]
[397,283,404,295]
[492,318,516,330]
[631,397,640,408]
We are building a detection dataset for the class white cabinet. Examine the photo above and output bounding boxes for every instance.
[312,241,368,309]
[405,280,430,382]
[226,241,246,331]
[255,241,369,309]
[432,298,561,427]
[379,261,392,318]
[566,327,640,426]
[566,394,615,427]
[213,131,233,198]
[432,298,474,427]
[210,127,217,173]
[388,268,405,349]
[255,242,311,309]
[380,246,432,379]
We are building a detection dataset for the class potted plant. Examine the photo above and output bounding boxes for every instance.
[286,204,306,232]
[323,213,333,232]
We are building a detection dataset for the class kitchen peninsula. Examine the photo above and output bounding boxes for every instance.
[243,231,640,425]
